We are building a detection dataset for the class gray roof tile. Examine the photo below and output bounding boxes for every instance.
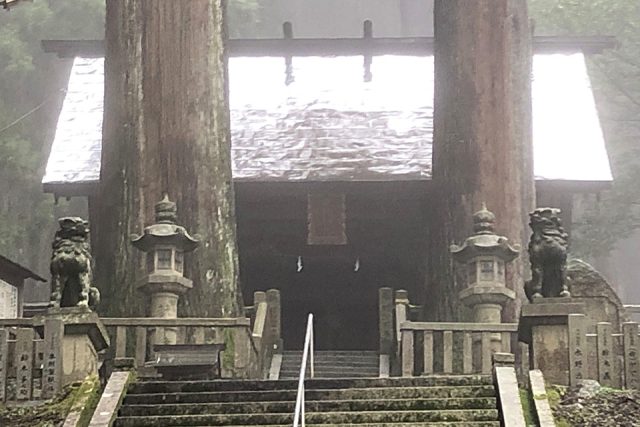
[43,54,612,188]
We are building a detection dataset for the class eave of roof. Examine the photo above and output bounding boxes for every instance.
[41,35,618,58]
[0,254,46,283]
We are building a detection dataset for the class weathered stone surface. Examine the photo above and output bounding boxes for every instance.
[575,379,602,400]
[519,300,585,386]
[568,313,588,386]
[378,287,393,355]
[493,352,515,367]
[89,371,132,427]
[42,318,64,399]
[622,322,640,389]
[15,327,34,400]
[525,208,570,301]
[40,308,110,352]
[39,309,109,386]
[494,366,526,427]
[518,298,585,344]
[595,322,615,387]
[567,259,629,331]
[0,329,7,402]
[63,334,99,384]
[50,217,100,309]
[114,376,502,426]
[62,375,101,427]
[528,369,556,427]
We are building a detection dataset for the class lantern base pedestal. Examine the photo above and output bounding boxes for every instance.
[459,285,516,323]
[149,292,180,345]
[460,286,515,363]
[518,299,585,386]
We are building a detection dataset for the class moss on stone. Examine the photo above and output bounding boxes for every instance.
[546,386,563,408]
[222,328,235,371]
[74,375,102,427]
[0,375,101,427]
[519,388,535,426]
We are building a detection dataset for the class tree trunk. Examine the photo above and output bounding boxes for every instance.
[96,0,242,318]
[428,0,534,322]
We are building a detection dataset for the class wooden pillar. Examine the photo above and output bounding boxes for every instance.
[97,0,242,318]
[429,0,534,321]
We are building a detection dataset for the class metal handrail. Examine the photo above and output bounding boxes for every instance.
[293,313,314,427]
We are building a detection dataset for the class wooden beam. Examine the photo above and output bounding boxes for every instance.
[42,35,617,58]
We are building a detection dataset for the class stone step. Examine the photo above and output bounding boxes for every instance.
[280,366,378,373]
[128,376,493,394]
[282,351,379,355]
[282,352,379,358]
[119,397,497,416]
[280,365,378,371]
[278,373,378,379]
[113,409,500,426]
[124,385,497,405]
[187,423,501,427]
[281,358,379,366]
[280,365,379,372]
[282,357,380,367]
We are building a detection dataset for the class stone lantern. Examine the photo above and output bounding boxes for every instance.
[450,204,519,326]
[131,195,199,344]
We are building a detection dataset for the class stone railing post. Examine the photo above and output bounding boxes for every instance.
[379,287,393,356]
[622,322,640,389]
[394,289,409,375]
[266,288,282,352]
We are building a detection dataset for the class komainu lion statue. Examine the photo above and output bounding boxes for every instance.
[525,208,570,301]
[50,217,100,309]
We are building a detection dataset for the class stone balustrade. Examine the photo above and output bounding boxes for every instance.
[399,320,518,376]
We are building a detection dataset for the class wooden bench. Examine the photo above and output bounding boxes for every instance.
[152,343,226,380]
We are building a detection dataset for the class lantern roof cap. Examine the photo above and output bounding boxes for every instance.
[450,204,520,262]
[131,195,199,252]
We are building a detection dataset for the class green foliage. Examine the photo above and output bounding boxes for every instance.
[519,388,536,425]
[0,0,104,270]
[0,0,261,269]
[228,0,262,38]
[530,0,640,260]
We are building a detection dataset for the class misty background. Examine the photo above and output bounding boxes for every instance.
[0,0,638,303]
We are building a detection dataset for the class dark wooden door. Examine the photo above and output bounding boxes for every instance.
[281,255,378,350]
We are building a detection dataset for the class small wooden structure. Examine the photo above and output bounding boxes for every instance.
[0,254,45,318]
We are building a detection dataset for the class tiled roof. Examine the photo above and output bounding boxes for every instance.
[43,54,612,188]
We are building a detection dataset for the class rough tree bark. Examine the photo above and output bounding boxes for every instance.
[427,0,534,322]
[95,0,243,318]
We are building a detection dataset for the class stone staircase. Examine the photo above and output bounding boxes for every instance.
[113,376,501,426]
[278,350,379,379]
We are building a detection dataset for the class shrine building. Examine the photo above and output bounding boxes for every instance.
[42,43,612,349]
